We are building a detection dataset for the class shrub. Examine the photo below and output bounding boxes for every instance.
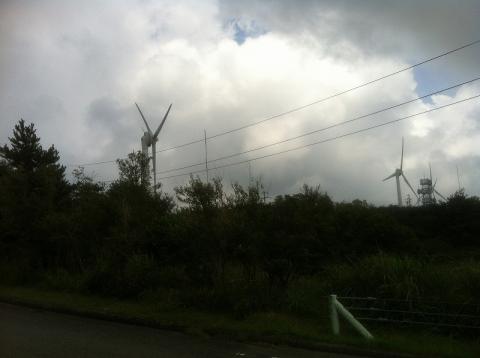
[0,259,33,285]
[123,254,159,297]
[41,269,87,292]
[323,254,424,300]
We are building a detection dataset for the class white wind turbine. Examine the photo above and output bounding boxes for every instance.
[383,137,418,206]
[135,102,172,193]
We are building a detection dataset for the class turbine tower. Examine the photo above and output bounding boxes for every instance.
[383,137,418,206]
[135,102,172,193]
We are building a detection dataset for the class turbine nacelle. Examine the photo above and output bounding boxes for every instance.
[141,132,153,146]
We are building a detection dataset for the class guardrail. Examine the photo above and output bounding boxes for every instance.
[329,294,374,339]
[330,295,480,335]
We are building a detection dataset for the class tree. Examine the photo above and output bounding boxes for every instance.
[110,150,173,240]
[175,176,225,213]
[61,167,109,271]
[0,119,68,203]
[0,119,65,174]
[0,119,70,270]
[172,176,229,286]
[443,189,480,246]
[116,151,150,188]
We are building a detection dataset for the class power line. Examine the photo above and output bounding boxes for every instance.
[156,77,480,175]
[156,93,480,181]
[155,39,480,152]
[67,39,480,167]
[197,39,480,143]
[66,158,117,167]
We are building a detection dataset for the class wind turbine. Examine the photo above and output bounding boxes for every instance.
[135,102,172,193]
[383,137,418,206]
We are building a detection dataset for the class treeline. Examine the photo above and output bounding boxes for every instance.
[1,120,480,315]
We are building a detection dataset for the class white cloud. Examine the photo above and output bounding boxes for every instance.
[1,0,479,205]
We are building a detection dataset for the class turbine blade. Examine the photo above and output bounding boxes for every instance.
[135,103,152,134]
[434,189,447,201]
[402,173,418,198]
[154,103,172,138]
[433,178,438,190]
[400,137,404,170]
[383,172,397,181]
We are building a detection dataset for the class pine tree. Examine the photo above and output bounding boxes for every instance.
[0,119,65,174]
[0,119,69,269]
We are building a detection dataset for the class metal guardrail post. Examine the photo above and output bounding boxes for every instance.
[330,294,340,335]
[330,294,373,340]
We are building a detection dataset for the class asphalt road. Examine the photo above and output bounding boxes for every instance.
[0,302,361,358]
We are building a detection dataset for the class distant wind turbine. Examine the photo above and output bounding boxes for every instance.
[135,102,172,193]
[383,137,418,206]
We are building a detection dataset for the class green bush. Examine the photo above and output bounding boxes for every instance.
[321,254,480,304]
[0,259,33,285]
[286,276,329,318]
[41,269,87,292]
[324,254,424,300]
[178,276,282,318]
[84,253,124,297]
[449,261,480,302]
[123,254,160,297]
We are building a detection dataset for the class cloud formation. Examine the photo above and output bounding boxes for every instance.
[1,0,479,204]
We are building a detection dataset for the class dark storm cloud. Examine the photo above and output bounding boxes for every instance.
[219,0,480,53]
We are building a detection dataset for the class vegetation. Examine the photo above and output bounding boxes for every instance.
[2,285,480,358]
[1,119,480,355]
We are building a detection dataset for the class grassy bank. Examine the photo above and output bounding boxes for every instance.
[1,285,479,357]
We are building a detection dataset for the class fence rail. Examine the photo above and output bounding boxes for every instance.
[344,306,480,320]
[329,295,480,336]
[356,317,480,330]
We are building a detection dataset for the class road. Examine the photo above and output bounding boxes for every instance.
[0,302,361,358]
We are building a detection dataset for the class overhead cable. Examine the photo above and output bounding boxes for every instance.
[156,93,480,181]
[68,39,480,167]
[156,77,480,175]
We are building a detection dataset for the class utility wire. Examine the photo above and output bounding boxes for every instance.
[67,158,117,167]
[155,39,480,152]
[197,39,480,143]
[157,93,480,181]
[156,77,480,175]
[67,39,480,167]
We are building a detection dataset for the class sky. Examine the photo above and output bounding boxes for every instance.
[1,0,480,205]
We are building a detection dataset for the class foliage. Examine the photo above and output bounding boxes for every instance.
[1,119,480,322]
[0,119,69,270]
[116,150,150,187]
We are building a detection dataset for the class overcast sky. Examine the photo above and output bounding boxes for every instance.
[1,0,480,205]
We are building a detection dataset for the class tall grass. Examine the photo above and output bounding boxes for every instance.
[321,253,480,303]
